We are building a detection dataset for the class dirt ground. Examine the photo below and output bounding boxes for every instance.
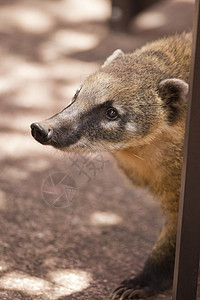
[0,0,196,299]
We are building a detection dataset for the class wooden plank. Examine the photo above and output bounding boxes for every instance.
[173,0,200,299]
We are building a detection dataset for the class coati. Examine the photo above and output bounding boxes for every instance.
[31,32,191,299]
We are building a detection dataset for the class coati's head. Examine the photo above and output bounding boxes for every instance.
[31,49,188,152]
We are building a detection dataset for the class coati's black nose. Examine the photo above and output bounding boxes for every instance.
[31,122,52,144]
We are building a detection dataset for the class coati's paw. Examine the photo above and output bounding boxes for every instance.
[110,254,174,299]
[110,286,152,299]
[110,273,172,299]
[110,278,155,299]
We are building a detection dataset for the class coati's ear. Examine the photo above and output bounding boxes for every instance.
[101,49,124,68]
[158,78,189,123]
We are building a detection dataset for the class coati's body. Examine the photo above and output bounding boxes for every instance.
[31,33,192,299]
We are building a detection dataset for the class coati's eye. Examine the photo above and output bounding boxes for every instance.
[106,107,118,120]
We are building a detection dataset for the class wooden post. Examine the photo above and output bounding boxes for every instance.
[173,0,200,299]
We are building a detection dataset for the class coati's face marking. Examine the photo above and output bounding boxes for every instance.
[42,74,139,151]
[31,49,188,153]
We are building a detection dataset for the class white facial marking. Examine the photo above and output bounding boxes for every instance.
[126,123,137,133]
[113,104,126,115]
[100,120,118,130]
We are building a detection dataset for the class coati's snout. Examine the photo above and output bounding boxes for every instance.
[31,122,52,145]
[30,106,81,150]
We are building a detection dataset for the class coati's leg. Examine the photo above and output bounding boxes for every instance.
[110,216,177,299]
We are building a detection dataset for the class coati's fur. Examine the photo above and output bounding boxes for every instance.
[31,32,192,299]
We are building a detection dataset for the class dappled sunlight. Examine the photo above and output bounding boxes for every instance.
[0,261,9,272]
[0,76,19,96]
[0,112,44,133]
[133,11,167,31]
[14,82,56,108]
[0,272,51,296]
[0,269,92,299]
[1,166,28,181]
[0,54,99,109]
[90,211,122,226]
[51,30,99,55]
[42,59,99,83]
[0,190,7,211]
[0,5,53,34]
[0,0,109,33]
[1,158,50,180]
[25,158,51,172]
[48,269,92,294]
[14,61,49,81]
[0,133,52,160]
[0,0,106,171]
[46,0,110,24]
[0,6,54,34]
[0,0,106,134]
[12,58,99,108]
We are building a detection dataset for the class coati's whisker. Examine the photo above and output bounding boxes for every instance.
[132,153,145,161]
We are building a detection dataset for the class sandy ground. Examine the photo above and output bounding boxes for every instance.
[0,0,195,299]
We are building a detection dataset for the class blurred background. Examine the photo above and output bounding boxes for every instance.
[0,0,195,299]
